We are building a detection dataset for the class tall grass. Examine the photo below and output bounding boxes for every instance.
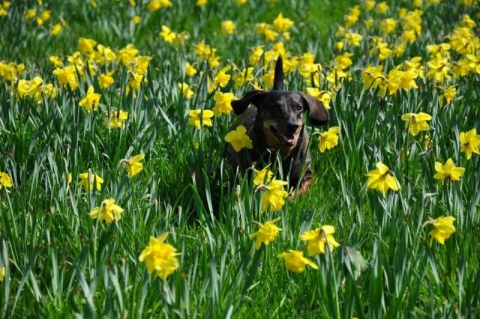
[0,0,479,317]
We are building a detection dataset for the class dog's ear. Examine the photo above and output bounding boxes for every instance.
[231,90,268,115]
[300,93,329,125]
[273,55,284,91]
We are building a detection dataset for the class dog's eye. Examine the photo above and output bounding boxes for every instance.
[294,104,303,112]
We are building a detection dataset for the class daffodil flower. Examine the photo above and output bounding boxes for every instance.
[299,225,340,256]
[366,162,401,196]
[433,158,465,183]
[77,170,103,192]
[89,198,124,224]
[316,126,341,152]
[253,167,274,186]
[79,86,101,112]
[423,216,455,246]
[213,92,237,117]
[225,125,253,152]
[104,110,128,129]
[278,250,318,273]
[459,129,480,160]
[401,112,432,136]
[121,154,145,178]
[258,179,289,212]
[139,233,180,280]
[249,217,282,249]
[0,172,13,190]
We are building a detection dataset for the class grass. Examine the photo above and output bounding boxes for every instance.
[1,0,480,317]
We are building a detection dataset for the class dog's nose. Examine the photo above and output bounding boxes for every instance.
[287,123,299,134]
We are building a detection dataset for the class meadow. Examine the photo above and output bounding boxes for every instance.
[0,0,479,317]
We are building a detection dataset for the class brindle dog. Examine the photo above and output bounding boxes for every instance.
[228,55,330,195]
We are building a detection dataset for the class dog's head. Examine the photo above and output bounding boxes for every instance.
[231,56,329,150]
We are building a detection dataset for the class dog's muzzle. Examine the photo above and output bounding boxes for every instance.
[269,125,298,147]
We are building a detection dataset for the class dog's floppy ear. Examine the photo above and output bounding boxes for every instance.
[300,93,329,125]
[231,90,268,115]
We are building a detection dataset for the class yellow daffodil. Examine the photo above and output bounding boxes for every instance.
[427,57,451,83]
[121,154,145,178]
[433,158,465,183]
[139,233,180,280]
[459,129,480,160]
[53,65,79,90]
[256,23,278,41]
[104,110,128,129]
[305,88,332,110]
[79,86,101,112]
[401,112,432,136]
[344,7,360,27]
[127,56,151,76]
[160,25,177,43]
[51,23,63,36]
[439,86,456,106]
[392,69,418,91]
[0,266,5,282]
[361,65,386,90]
[78,37,97,54]
[233,67,254,88]
[212,91,237,117]
[98,72,115,89]
[225,125,253,152]
[0,172,13,190]
[185,62,197,77]
[132,16,141,24]
[117,44,139,65]
[94,44,117,65]
[345,30,363,47]
[299,225,340,256]
[77,171,103,192]
[221,20,236,35]
[147,0,172,12]
[249,217,282,250]
[260,179,289,212]
[16,79,32,99]
[249,46,264,66]
[42,83,57,101]
[253,167,274,186]
[272,13,294,32]
[126,73,144,95]
[365,0,375,10]
[211,66,231,91]
[188,109,214,129]
[366,162,401,196]
[36,10,50,26]
[424,216,455,246]
[369,37,392,61]
[194,42,216,60]
[25,8,36,19]
[380,18,397,34]
[178,82,194,99]
[278,250,318,273]
[89,198,124,224]
[49,56,63,68]
[376,1,389,14]
[317,126,341,152]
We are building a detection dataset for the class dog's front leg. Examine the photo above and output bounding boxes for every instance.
[288,168,312,199]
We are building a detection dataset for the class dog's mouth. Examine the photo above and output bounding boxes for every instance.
[270,126,297,147]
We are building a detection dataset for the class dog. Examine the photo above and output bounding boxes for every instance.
[228,55,330,195]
